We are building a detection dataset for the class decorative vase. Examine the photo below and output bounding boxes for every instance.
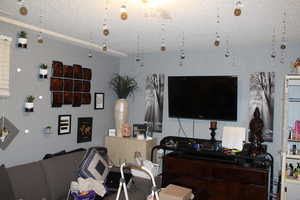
[114,99,128,137]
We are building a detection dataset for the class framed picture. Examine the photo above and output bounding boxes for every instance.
[77,117,93,143]
[132,124,147,138]
[58,115,71,135]
[94,93,104,110]
[108,128,116,136]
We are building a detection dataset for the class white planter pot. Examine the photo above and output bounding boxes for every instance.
[25,102,34,109]
[18,38,27,45]
[114,99,128,137]
[40,69,48,76]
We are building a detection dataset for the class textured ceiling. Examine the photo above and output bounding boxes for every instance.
[0,0,300,55]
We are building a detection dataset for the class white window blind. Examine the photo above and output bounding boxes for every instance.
[0,35,12,97]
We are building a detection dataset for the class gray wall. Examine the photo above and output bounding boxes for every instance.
[120,44,300,177]
[0,22,120,167]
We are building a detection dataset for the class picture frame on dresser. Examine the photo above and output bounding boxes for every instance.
[94,93,104,110]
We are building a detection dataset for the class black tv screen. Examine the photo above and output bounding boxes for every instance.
[168,76,238,121]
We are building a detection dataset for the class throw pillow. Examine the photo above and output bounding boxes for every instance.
[78,148,109,182]
[0,165,16,200]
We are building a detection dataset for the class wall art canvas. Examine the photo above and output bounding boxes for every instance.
[249,72,275,142]
[77,117,93,143]
[94,93,104,110]
[0,117,19,150]
[144,74,165,133]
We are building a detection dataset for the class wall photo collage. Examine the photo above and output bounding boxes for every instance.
[50,61,92,107]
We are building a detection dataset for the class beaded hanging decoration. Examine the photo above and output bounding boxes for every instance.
[280,11,287,64]
[179,32,185,67]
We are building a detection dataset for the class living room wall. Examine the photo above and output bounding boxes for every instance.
[0,22,120,167]
[120,43,300,177]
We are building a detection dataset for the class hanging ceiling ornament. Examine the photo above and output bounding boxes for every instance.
[234,0,243,16]
[160,23,166,52]
[37,12,44,44]
[102,1,110,36]
[37,32,43,44]
[140,48,145,67]
[102,39,108,51]
[18,0,28,16]
[102,24,110,36]
[270,28,276,59]
[179,32,185,67]
[120,1,128,21]
[136,35,141,62]
[280,11,287,64]
[280,11,287,50]
[88,33,93,58]
[214,7,221,47]
[88,50,93,58]
[225,39,230,58]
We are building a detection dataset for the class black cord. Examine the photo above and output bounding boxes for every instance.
[177,118,188,137]
[193,120,195,138]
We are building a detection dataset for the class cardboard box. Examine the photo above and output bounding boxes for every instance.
[159,184,192,200]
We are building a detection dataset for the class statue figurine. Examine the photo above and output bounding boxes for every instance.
[249,107,264,153]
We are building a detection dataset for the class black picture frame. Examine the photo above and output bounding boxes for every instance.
[58,115,71,135]
[77,117,93,143]
[94,93,104,110]
[132,124,147,138]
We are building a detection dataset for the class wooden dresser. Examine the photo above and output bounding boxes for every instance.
[162,152,269,200]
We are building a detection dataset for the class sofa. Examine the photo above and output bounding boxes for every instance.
[0,149,156,200]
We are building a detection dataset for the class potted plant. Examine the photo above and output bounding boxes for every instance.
[17,31,28,48]
[25,95,35,112]
[294,58,300,74]
[39,64,48,79]
[110,74,138,137]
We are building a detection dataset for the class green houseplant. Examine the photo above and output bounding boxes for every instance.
[25,95,35,112]
[109,74,138,99]
[110,74,138,137]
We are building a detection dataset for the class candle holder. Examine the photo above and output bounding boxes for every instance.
[210,128,217,143]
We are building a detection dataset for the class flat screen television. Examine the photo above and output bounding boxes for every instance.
[168,76,238,121]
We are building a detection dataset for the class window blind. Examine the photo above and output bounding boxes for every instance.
[0,35,12,97]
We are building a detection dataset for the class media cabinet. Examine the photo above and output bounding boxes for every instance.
[162,152,269,200]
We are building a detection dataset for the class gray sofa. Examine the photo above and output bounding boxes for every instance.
[0,150,154,200]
